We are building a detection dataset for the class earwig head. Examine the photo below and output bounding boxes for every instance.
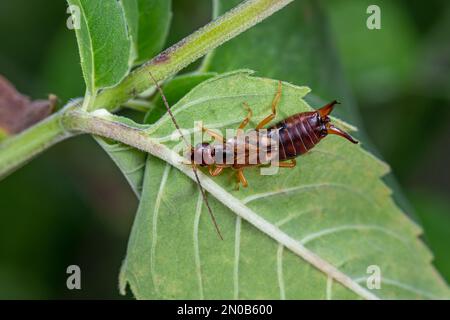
[316,100,358,144]
[189,142,215,166]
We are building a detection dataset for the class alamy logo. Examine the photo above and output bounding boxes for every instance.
[366,5,381,30]
[66,265,81,290]
[67,5,81,30]
[366,265,381,289]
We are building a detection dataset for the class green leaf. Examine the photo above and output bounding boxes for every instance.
[68,0,132,97]
[411,191,450,283]
[119,71,450,299]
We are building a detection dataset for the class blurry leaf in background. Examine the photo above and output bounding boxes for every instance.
[418,4,450,101]
[325,0,418,103]
[38,28,85,104]
[323,1,450,185]
[0,75,56,135]
[0,145,92,298]
[324,0,440,177]
[411,191,450,283]
[67,0,132,95]
[133,0,172,65]
[0,0,67,92]
[120,71,449,299]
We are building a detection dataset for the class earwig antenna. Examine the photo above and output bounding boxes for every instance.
[148,72,224,240]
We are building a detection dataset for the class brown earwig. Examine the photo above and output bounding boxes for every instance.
[150,74,358,239]
[189,81,358,188]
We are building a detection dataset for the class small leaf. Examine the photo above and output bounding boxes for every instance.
[0,75,55,135]
[119,71,450,299]
[68,0,132,96]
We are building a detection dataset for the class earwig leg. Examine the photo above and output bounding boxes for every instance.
[209,165,224,177]
[200,125,224,143]
[236,169,248,189]
[272,159,297,168]
[238,102,253,130]
[256,81,282,129]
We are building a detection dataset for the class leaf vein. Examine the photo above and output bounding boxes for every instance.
[193,191,205,299]
[299,224,408,247]
[277,244,286,299]
[233,216,242,300]
[241,182,377,207]
[150,164,171,296]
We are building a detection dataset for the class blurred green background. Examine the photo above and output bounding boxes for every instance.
[0,0,448,298]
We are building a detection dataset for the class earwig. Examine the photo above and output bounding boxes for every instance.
[150,74,358,240]
[189,81,358,188]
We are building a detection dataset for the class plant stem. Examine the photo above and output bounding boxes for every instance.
[92,0,294,111]
[0,110,76,179]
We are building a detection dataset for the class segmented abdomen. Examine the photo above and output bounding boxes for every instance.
[268,112,321,161]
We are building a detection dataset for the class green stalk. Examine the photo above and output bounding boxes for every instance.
[0,111,75,179]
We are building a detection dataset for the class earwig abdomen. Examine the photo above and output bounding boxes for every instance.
[268,111,326,161]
